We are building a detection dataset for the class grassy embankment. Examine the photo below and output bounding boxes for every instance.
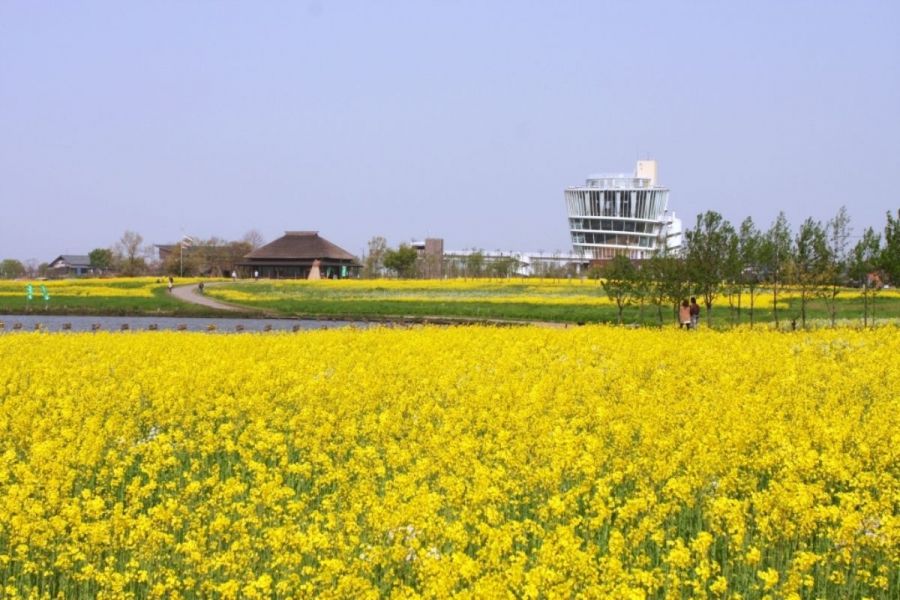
[206,279,900,327]
[0,278,244,317]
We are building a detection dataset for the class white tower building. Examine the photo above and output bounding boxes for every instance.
[564,160,682,260]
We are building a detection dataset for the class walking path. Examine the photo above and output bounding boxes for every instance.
[171,283,260,313]
[171,282,571,328]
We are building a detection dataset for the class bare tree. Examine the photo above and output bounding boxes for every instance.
[363,236,388,278]
[116,230,147,276]
[242,229,265,250]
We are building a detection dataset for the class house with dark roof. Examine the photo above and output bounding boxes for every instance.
[47,255,93,277]
[238,231,361,279]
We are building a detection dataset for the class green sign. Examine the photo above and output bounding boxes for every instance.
[26,284,33,301]
[41,285,49,301]
[341,265,347,277]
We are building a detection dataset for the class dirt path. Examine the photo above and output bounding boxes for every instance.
[170,283,259,313]
[171,282,576,327]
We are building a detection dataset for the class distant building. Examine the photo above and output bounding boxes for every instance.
[47,255,93,278]
[443,249,582,277]
[564,160,682,260]
[411,238,445,278]
[239,231,361,279]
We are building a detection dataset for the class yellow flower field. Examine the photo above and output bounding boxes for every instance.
[0,278,212,299]
[0,326,898,598]
[209,278,900,309]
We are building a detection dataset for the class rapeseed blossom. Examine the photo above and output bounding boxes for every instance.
[0,326,897,598]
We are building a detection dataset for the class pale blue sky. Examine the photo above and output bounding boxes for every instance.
[1,1,898,262]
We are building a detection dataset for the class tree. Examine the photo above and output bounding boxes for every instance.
[489,256,518,279]
[646,249,690,325]
[0,259,25,279]
[790,217,830,328]
[882,209,900,285]
[89,248,114,273]
[24,259,39,277]
[242,229,265,250]
[737,217,763,327]
[632,260,652,324]
[116,230,147,276]
[601,255,638,324]
[383,244,418,278]
[721,226,742,325]
[465,251,485,278]
[363,236,388,279]
[824,206,852,326]
[760,212,792,328]
[849,227,882,327]
[685,211,735,326]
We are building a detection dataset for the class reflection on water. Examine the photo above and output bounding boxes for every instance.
[0,314,369,333]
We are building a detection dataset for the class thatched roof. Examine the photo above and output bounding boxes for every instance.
[244,231,357,262]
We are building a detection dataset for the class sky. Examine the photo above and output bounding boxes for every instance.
[1,1,899,263]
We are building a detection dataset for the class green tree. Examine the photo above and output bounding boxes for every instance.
[88,248,114,273]
[760,212,792,329]
[465,251,485,278]
[489,256,517,278]
[849,227,882,327]
[383,244,419,278]
[737,217,763,327]
[0,258,26,279]
[685,211,735,326]
[645,250,690,325]
[601,255,638,324]
[882,209,900,285]
[790,217,830,328]
[721,226,742,326]
[824,206,852,326]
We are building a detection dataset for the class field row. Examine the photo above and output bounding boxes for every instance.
[1,326,898,598]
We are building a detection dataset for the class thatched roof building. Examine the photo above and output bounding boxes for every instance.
[239,231,360,279]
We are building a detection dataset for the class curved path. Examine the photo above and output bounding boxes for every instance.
[171,283,262,313]
[171,282,570,328]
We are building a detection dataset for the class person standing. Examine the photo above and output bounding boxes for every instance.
[690,297,701,329]
[679,299,692,329]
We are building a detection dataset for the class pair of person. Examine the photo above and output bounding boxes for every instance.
[680,297,701,329]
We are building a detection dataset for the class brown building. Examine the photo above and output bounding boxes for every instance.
[411,238,444,278]
[238,231,361,279]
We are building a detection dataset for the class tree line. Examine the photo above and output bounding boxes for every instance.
[601,208,900,328]
[1,230,265,279]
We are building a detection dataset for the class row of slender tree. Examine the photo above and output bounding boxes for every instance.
[601,208,900,328]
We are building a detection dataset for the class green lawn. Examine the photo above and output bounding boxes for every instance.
[205,281,900,327]
[3,278,898,326]
[0,278,242,317]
